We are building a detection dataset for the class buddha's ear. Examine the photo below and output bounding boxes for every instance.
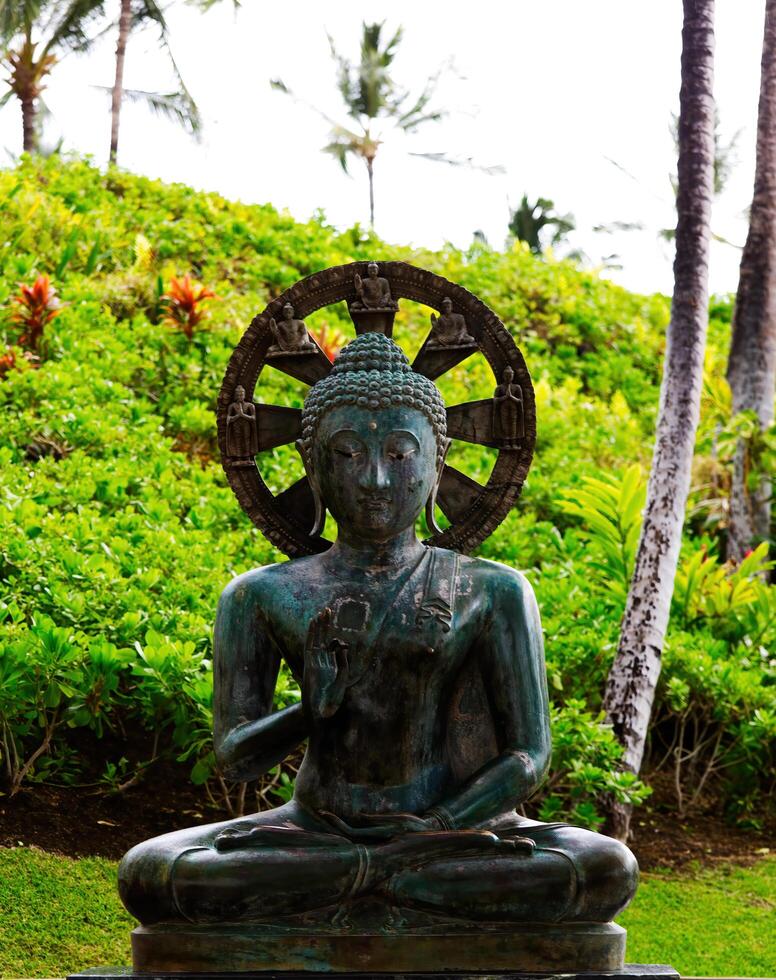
[425,438,451,536]
[296,439,325,538]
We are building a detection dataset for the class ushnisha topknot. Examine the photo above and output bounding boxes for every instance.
[300,333,447,465]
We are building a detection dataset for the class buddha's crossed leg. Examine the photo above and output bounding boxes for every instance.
[119,802,637,926]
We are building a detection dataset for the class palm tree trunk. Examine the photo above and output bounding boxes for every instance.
[602,0,715,842]
[367,157,375,228]
[21,92,37,153]
[109,0,133,164]
[726,0,776,562]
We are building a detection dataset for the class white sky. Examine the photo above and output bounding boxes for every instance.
[0,0,766,295]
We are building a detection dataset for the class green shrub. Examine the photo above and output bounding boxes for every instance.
[0,155,772,827]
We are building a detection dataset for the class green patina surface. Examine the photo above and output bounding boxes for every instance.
[117,332,636,954]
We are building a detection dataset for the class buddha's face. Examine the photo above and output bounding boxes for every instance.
[313,405,437,542]
[441,298,452,314]
[367,264,379,278]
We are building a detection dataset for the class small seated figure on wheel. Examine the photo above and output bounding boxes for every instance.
[119,331,638,935]
[267,302,316,356]
[351,262,398,311]
[428,296,476,348]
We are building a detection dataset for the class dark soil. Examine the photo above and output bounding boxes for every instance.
[0,760,215,860]
[628,770,774,872]
[0,764,771,869]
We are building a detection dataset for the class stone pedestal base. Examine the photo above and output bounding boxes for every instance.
[93,921,652,974]
[70,967,679,980]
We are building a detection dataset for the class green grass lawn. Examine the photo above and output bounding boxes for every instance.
[620,860,776,977]
[0,846,773,977]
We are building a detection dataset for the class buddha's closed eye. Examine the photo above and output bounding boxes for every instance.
[330,431,366,459]
[385,432,420,461]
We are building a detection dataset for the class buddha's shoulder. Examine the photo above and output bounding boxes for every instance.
[453,551,536,605]
[217,555,322,605]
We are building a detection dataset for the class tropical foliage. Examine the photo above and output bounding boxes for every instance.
[0,156,772,827]
[0,0,107,152]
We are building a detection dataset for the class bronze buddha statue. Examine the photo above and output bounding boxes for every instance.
[119,333,637,969]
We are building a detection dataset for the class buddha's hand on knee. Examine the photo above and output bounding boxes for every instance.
[214,827,262,851]
[303,608,355,720]
[497,835,536,853]
[214,824,351,852]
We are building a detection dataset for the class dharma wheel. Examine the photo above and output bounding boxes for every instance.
[217,261,535,557]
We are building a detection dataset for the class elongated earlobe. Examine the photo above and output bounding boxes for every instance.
[296,439,325,537]
[310,483,325,538]
[425,438,451,536]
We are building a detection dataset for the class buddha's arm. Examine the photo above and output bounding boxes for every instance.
[429,569,551,829]
[213,574,308,782]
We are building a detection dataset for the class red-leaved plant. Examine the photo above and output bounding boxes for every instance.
[0,347,40,380]
[0,348,16,379]
[160,275,217,339]
[11,275,63,351]
[309,323,346,362]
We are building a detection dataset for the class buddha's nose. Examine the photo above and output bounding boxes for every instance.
[360,454,390,492]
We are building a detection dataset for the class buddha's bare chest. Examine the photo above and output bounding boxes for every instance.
[266,554,481,693]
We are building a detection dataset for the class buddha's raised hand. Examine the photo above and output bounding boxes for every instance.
[303,607,354,720]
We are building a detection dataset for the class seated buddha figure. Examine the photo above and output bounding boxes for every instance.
[351,262,398,311]
[119,333,637,928]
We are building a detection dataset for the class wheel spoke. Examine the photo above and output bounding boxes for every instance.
[436,465,484,523]
[256,405,302,452]
[275,475,317,533]
[265,348,332,386]
[412,336,477,381]
[446,399,498,448]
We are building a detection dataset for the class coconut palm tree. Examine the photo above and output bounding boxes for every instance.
[508,195,575,255]
[603,0,716,842]
[0,0,107,152]
[272,22,469,229]
[106,0,201,165]
[726,0,776,562]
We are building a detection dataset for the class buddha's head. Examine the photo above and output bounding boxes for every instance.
[367,262,379,279]
[282,302,295,320]
[299,333,448,542]
[441,296,453,314]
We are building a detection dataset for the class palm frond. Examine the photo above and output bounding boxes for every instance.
[186,0,240,9]
[164,46,202,136]
[121,86,201,136]
[43,0,108,56]
[0,0,43,42]
[593,220,646,234]
[381,24,402,64]
[356,23,396,121]
[393,68,445,132]
[409,151,505,176]
[271,76,342,130]
[132,0,169,33]
[327,32,356,116]
[322,140,353,175]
